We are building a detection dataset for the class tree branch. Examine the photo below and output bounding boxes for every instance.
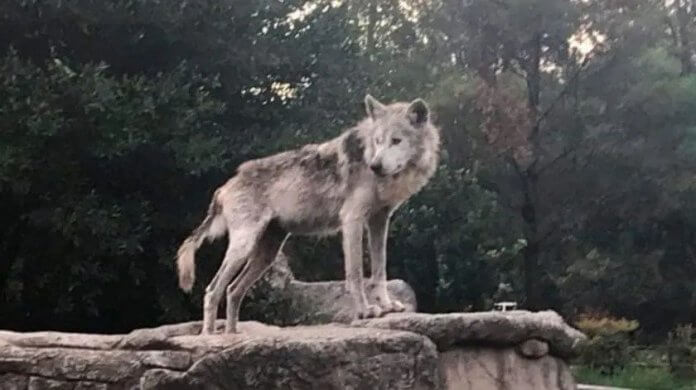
[536,147,575,176]
[533,45,605,133]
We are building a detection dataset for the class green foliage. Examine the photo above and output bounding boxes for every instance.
[0,48,227,331]
[578,334,633,375]
[575,313,640,374]
[667,324,696,379]
[388,164,523,312]
[574,365,696,390]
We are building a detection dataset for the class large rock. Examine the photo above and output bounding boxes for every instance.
[143,325,439,390]
[0,310,585,390]
[353,310,586,358]
[285,278,417,324]
[354,311,586,390]
[0,320,439,390]
[439,347,576,390]
[250,252,418,325]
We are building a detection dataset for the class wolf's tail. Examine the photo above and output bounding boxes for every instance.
[176,196,226,292]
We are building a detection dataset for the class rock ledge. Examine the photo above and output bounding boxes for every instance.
[0,311,585,390]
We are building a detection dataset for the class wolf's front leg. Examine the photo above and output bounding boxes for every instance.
[342,221,382,319]
[367,209,406,314]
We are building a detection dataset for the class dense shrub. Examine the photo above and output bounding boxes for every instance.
[0,49,227,331]
[667,324,696,379]
[576,313,640,374]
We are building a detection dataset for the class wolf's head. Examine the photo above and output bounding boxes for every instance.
[363,94,436,177]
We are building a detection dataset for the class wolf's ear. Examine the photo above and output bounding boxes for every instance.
[365,94,386,119]
[407,98,429,126]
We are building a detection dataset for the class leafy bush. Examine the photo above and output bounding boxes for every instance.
[667,324,696,379]
[576,314,641,337]
[0,49,228,331]
[576,313,640,374]
[388,164,524,313]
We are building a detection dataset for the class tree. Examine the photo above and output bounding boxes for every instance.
[423,0,591,309]
[556,0,696,333]
[0,50,227,331]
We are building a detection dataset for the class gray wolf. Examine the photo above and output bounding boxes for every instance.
[176,94,440,334]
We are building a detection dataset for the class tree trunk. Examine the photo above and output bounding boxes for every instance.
[522,32,543,310]
[521,170,541,310]
[526,32,542,115]
[366,0,377,60]
[677,1,694,75]
[0,224,21,320]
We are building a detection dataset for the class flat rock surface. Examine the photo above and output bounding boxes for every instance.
[353,310,587,358]
[0,330,122,350]
[148,325,439,390]
[0,310,584,390]
[0,320,439,390]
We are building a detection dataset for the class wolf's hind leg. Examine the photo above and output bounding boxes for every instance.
[224,221,288,333]
[368,209,405,314]
[201,215,270,335]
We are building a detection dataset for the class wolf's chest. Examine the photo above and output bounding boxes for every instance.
[376,170,427,206]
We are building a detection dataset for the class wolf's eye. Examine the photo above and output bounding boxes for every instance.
[391,137,402,145]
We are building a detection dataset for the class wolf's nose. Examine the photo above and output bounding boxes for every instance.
[370,162,383,175]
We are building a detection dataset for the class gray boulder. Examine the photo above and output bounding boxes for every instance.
[249,251,418,325]
[0,310,585,390]
[0,320,439,390]
[284,278,417,324]
[142,324,439,390]
[353,310,586,358]
[353,310,586,390]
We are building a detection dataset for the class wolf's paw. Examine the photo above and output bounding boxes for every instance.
[357,304,384,319]
[388,299,406,313]
[378,298,406,314]
[224,326,239,334]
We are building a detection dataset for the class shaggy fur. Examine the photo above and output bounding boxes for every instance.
[176,95,440,334]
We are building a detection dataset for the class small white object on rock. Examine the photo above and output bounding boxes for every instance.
[493,301,518,311]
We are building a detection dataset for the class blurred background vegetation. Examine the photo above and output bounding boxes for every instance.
[2,1,696,366]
